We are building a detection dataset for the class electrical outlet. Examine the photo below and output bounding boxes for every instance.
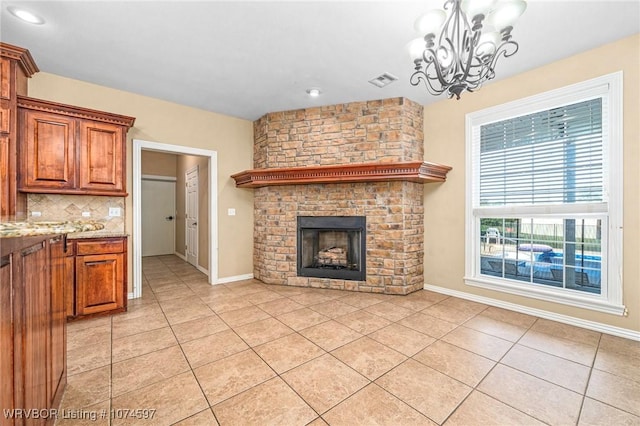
[109,207,121,217]
[31,211,41,217]
[82,211,91,217]
[228,208,236,216]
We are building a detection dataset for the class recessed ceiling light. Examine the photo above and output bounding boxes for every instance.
[8,6,45,25]
[306,88,322,97]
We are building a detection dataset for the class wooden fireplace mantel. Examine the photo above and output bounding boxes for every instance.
[231,161,452,188]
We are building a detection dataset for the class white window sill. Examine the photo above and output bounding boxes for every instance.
[464,275,626,316]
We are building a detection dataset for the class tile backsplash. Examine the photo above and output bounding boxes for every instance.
[27,194,125,234]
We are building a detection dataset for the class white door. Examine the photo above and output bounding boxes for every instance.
[141,178,176,256]
[185,166,199,267]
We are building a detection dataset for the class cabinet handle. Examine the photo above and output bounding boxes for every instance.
[86,260,110,266]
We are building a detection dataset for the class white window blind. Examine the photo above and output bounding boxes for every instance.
[479,98,605,207]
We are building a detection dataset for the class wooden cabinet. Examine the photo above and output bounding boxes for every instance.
[66,236,127,319]
[0,43,38,217]
[1,234,67,425]
[17,97,135,197]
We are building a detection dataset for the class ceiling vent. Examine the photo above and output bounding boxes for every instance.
[368,72,398,88]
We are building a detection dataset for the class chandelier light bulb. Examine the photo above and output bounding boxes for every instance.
[461,0,497,20]
[306,88,321,97]
[414,9,446,34]
[488,0,527,30]
[476,31,500,57]
[407,38,426,61]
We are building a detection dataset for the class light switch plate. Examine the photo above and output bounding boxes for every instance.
[228,208,236,216]
[109,207,121,217]
[82,211,91,217]
[31,211,41,217]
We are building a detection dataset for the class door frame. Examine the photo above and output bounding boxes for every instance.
[184,165,199,268]
[132,139,218,299]
[141,175,177,257]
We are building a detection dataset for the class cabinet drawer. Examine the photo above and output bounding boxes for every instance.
[0,59,9,100]
[76,239,124,255]
[0,101,9,133]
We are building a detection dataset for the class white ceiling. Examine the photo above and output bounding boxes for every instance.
[1,1,639,121]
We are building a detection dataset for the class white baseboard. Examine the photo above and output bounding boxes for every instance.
[217,273,254,284]
[128,292,135,299]
[423,283,640,342]
[174,251,187,261]
[173,251,208,275]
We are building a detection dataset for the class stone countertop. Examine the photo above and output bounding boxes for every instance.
[68,231,128,240]
[0,220,105,238]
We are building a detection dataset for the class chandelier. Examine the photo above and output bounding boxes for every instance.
[409,0,527,99]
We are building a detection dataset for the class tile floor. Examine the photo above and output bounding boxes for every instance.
[57,255,640,425]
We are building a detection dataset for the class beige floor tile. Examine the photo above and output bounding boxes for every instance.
[254,333,326,374]
[479,306,537,329]
[413,340,495,387]
[307,418,329,426]
[282,354,369,414]
[368,323,435,357]
[299,320,363,351]
[387,293,442,312]
[202,294,254,314]
[332,337,407,380]
[398,312,458,339]
[163,303,214,326]
[213,377,317,426]
[257,297,305,316]
[531,318,601,346]
[181,329,248,369]
[170,314,229,344]
[67,340,112,376]
[376,359,471,424]
[334,310,391,334]
[364,301,413,322]
[586,369,640,416]
[59,365,111,410]
[435,297,488,316]
[579,397,640,426]
[421,304,478,325]
[269,285,306,296]
[594,334,640,383]
[148,280,186,294]
[172,408,219,426]
[277,307,330,331]
[111,303,163,323]
[152,286,196,301]
[462,315,528,342]
[324,384,435,426]
[339,293,387,308]
[67,323,112,352]
[218,305,271,327]
[308,299,360,318]
[112,345,190,397]
[67,315,112,333]
[194,349,276,406]
[111,311,169,340]
[502,344,591,393]
[233,317,294,347]
[288,291,334,306]
[111,327,177,363]
[445,390,545,426]
[111,371,208,426]
[478,364,583,425]
[519,329,597,366]
[245,290,284,305]
[442,326,513,361]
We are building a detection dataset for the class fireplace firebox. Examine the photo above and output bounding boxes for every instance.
[297,216,366,281]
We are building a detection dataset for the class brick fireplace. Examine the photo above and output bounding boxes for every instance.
[232,97,451,295]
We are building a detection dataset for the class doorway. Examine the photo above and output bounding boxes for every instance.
[185,166,199,267]
[133,139,218,299]
[141,177,176,257]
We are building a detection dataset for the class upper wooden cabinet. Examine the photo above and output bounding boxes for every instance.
[0,43,38,217]
[17,96,135,196]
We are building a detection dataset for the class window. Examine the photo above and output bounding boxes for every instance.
[465,72,624,315]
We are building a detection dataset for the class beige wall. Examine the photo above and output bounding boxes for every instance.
[423,34,640,332]
[175,155,209,271]
[28,73,255,287]
[141,151,177,177]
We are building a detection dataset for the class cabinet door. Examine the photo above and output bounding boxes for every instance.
[19,241,50,417]
[78,120,124,193]
[48,237,66,408]
[20,110,76,190]
[0,254,14,426]
[76,253,124,316]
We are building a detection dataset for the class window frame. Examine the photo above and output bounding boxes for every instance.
[464,72,624,315]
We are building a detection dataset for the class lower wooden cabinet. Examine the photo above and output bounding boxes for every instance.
[0,234,67,426]
[66,236,127,320]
